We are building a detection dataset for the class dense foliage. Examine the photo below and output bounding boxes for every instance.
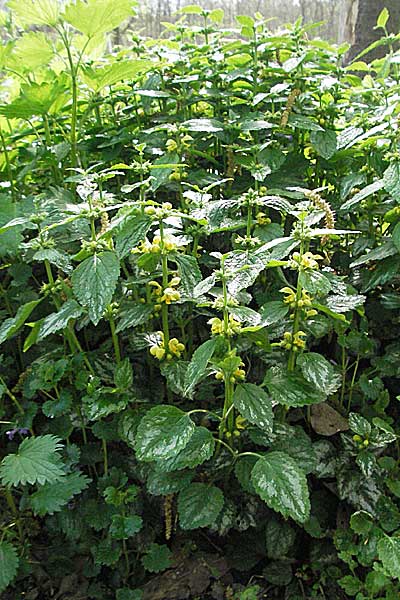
[1,2,400,598]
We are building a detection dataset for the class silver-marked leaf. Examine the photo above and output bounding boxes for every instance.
[297,352,341,395]
[378,536,400,580]
[184,338,217,397]
[178,483,224,529]
[38,300,84,341]
[341,180,384,211]
[135,406,195,462]
[233,383,273,433]
[156,427,215,472]
[264,367,326,407]
[251,452,310,523]
[115,215,151,258]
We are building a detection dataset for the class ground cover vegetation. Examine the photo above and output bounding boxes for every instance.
[0,1,400,598]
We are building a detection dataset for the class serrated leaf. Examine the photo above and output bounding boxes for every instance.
[156,427,215,472]
[264,367,326,407]
[38,300,84,341]
[251,452,310,523]
[341,180,384,211]
[0,299,41,345]
[72,252,120,325]
[142,543,172,573]
[0,435,64,487]
[383,161,400,197]
[299,269,331,295]
[83,60,152,92]
[63,0,136,37]
[324,293,365,313]
[0,542,19,593]
[29,472,90,516]
[259,301,289,326]
[7,0,60,27]
[233,383,273,433]
[378,536,400,579]
[115,215,151,258]
[114,358,133,390]
[13,31,54,69]
[297,352,341,395]
[178,483,224,530]
[266,517,296,558]
[183,118,224,132]
[173,253,202,297]
[110,514,143,539]
[310,129,337,159]
[116,304,153,333]
[135,406,195,462]
[147,469,193,495]
[184,338,217,397]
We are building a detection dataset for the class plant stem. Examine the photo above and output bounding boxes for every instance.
[110,316,121,363]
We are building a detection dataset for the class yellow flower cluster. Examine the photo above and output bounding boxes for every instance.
[225,415,247,439]
[208,315,242,337]
[215,361,246,383]
[280,330,307,351]
[150,333,185,361]
[135,234,177,255]
[289,251,322,271]
[149,278,181,305]
[256,212,272,225]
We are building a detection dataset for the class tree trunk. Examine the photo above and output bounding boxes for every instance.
[347,0,400,62]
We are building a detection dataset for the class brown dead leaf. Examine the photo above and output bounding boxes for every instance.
[310,402,348,436]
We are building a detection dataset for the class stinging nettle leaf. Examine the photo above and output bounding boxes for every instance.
[251,451,310,523]
[0,542,19,593]
[72,252,120,325]
[63,0,136,38]
[135,405,195,462]
[29,471,90,516]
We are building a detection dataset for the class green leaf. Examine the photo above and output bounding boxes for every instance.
[377,7,389,29]
[338,575,363,595]
[142,543,172,573]
[116,589,143,600]
[114,215,151,258]
[209,8,224,22]
[29,472,90,516]
[38,300,84,341]
[350,510,374,535]
[264,366,326,407]
[392,223,400,252]
[259,301,289,326]
[63,0,136,37]
[179,4,203,15]
[0,299,41,345]
[251,452,310,523]
[299,269,331,295]
[297,352,341,395]
[266,517,296,558]
[110,514,143,539]
[0,542,19,594]
[324,293,365,313]
[348,412,371,437]
[184,338,217,397]
[310,129,337,159]
[378,536,400,579]
[0,435,65,487]
[7,0,59,27]
[116,304,153,333]
[340,180,384,211]
[233,383,273,433]
[156,427,215,472]
[178,483,224,530]
[383,161,400,197]
[173,253,202,297]
[0,79,68,118]
[72,252,120,325]
[183,118,224,133]
[83,60,152,92]
[147,469,193,495]
[114,358,133,390]
[13,32,54,69]
[135,406,195,462]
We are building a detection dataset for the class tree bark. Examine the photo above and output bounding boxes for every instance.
[347,0,400,62]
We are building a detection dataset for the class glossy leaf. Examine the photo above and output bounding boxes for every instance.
[178,483,224,530]
[233,383,273,433]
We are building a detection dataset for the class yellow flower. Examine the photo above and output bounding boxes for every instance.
[161,287,181,304]
[150,345,166,360]
[168,338,185,357]
[209,317,223,335]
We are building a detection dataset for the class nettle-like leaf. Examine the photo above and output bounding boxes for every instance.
[173,253,202,297]
[135,406,195,462]
[142,543,172,573]
[266,517,296,559]
[29,471,90,515]
[0,435,65,487]
[72,252,120,325]
[110,514,143,539]
[7,0,60,27]
[264,366,326,407]
[83,60,153,93]
[233,383,273,433]
[297,352,341,396]
[38,299,84,341]
[178,483,224,530]
[155,427,215,472]
[184,338,217,397]
[0,542,19,593]
[251,452,310,523]
[114,214,152,259]
[63,0,136,37]
[0,299,41,345]
[378,535,400,580]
